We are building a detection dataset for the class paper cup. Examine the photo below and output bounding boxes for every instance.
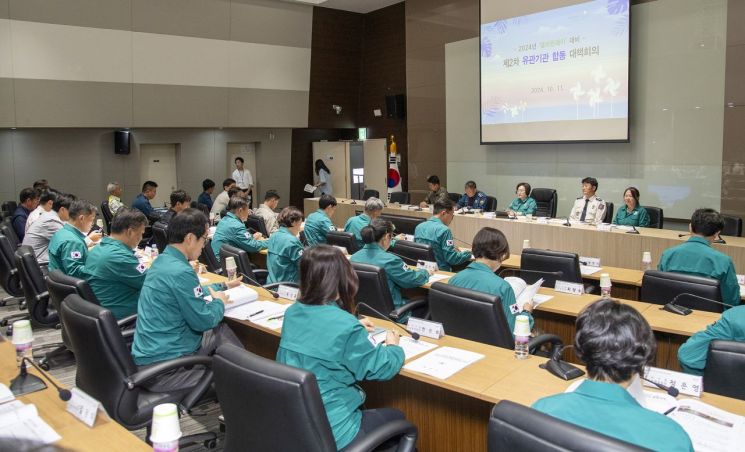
[525,214,533,220]
[513,315,531,337]
[96,219,104,229]
[150,403,182,444]
[11,320,33,344]
[642,251,652,263]
[522,239,531,250]
[225,256,237,281]
[600,273,611,288]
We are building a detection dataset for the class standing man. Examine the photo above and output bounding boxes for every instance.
[569,177,606,225]
[232,157,254,208]
[456,181,488,210]
[11,188,40,242]
[198,179,215,211]
[420,175,449,208]
[211,178,236,216]
[48,200,98,279]
[107,182,125,214]
[132,181,160,223]
[254,190,281,235]
[414,198,472,271]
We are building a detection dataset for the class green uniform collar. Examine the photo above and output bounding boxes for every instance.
[687,236,711,247]
[316,209,331,219]
[162,243,189,263]
[361,242,385,252]
[428,216,444,225]
[225,211,239,221]
[575,380,640,406]
[359,213,370,222]
[63,222,87,239]
[100,236,135,254]
[465,261,496,274]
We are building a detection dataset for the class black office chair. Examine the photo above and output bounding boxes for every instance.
[59,294,217,448]
[644,206,664,229]
[151,221,169,252]
[246,214,269,237]
[703,340,745,400]
[100,201,113,234]
[391,240,436,265]
[389,192,411,204]
[428,282,561,354]
[200,240,223,275]
[213,344,417,452]
[0,233,24,308]
[380,214,425,235]
[1,217,20,248]
[363,189,380,200]
[518,248,582,289]
[484,196,498,212]
[721,214,743,237]
[488,400,646,452]
[326,231,358,254]
[220,244,297,291]
[1,201,17,218]
[640,270,723,313]
[603,202,614,223]
[352,262,428,322]
[530,188,558,218]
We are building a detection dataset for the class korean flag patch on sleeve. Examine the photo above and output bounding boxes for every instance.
[298,249,303,257]
[193,286,203,298]
[244,231,252,239]
[402,262,409,271]
[136,263,146,274]
[446,239,454,247]
[329,225,336,231]
[509,303,521,315]
[70,251,82,259]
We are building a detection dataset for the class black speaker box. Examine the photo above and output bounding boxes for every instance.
[386,94,406,119]
[114,130,130,155]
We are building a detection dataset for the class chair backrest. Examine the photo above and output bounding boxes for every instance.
[447,192,461,203]
[530,188,557,218]
[246,214,269,237]
[603,202,614,223]
[1,218,19,248]
[392,240,436,264]
[100,201,113,234]
[363,189,379,200]
[1,201,17,218]
[151,221,169,252]
[721,214,743,237]
[643,206,664,229]
[0,234,22,297]
[351,262,397,319]
[220,244,257,285]
[200,239,223,274]
[488,400,646,452]
[640,270,723,313]
[484,196,498,212]
[213,344,337,452]
[704,340,745,400]
[47,269,100,309]
[15,245,57,327]
[429,282,514,349]
[325,231,358,254]
[379,214,425,235]
[520,248,581,288]
[389,192,410,204]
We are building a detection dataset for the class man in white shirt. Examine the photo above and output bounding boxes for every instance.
[568,177,607,225]
[211,178,236,216]
[232,157,253,207]
[23,192,74,265]
[25,189,55,233]
[254,190,281,235]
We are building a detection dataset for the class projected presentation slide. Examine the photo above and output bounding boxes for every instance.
[480,0,630,143]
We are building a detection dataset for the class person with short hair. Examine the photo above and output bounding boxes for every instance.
[160,189,191,224]
[414,198,472,271]
[23,192,75,265]
[132,181,159,222]
[658,208,739,307]
[132,208,242,390]
[350,218,431,322]
[48,200,97,279]
[25,189,56,233]
[304,194,338,246]
[277,245,406,450]
[86,208,149,320]
[211,196,267,260]
[33,179,49,191]
[455,181,488,210]
[211,178,235,216]
[569,177,607,224]
[613,187,650,227]
[11,187,40,241]
[420,175,449,207]
[507,182,537,216]
[344,197,384,250]
[314,159,333,196]
[198,179,216,211]
[449,227,532,333]
[678,304,745,375]
[254,190,281,235]
[532,299,693,451]
[232,157,254,206]
[107,182,125,214]
[266,206,304,284]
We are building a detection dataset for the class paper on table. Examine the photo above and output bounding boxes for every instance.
[224,300,289,322]
[532,294,553,306]
[505,277,544,311]
[669,398,745,452]
[303,184,316,194]
[198,276,209,284]
[0,403,61,444]
[0,384,14,404]
[579,265,602,276]
[368,332,438,360]
[428,274,450,285]
[404,346,484,380]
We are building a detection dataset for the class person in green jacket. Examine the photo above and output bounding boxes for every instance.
[449,227,533,334]
[414,198,472,271]
[344,197,384,250]
[86,208,148,320]
[678,305,745,375]
[131,208,242,390]
[658,208,740,307]
[277,245,407,450]
[48,200,98,279]
[533,299,693,451]
[612,187,650,227]
[211,196,267,260]
[304,194,337,246]
[507,182,537,216]
[350,218,432,322]
[267,206,304,284]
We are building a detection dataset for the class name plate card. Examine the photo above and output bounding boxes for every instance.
[536,217,549,224]
[579,256,601,267]
[417,260,439,272]
[643,367,703,398]
[67,388,109,427]
[406,317,445,340]
[277,285,299,301]
[555,280,585,295]
[596,223,612,231]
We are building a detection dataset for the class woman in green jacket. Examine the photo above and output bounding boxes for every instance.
[266,206,304,284]
[613,187,650,227]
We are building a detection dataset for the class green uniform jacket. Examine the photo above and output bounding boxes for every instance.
[131,246,225,365]
[678,305,745,375]
[86,237,146,320]
[414,217,471,271]
[350,243,429,315]
[532,380,693,451]
[211,212,267,260]
[266,226,303,284]
[277,302,404,449]
[658,236,740,307]
[613,205,650,227]
[304,209,336,247]
[508,197,537,215]
[48,223,89,279]
[448,261,533,334]
[344,213,371,251]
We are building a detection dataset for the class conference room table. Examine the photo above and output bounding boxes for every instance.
[0,340,149,451]
[205,273,745,452]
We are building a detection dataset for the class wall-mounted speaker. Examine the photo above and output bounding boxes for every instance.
[386,94,406,119]
[114,130,130,154]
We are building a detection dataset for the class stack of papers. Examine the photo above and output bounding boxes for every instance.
[0,399,61,444]
[224,300,290,330]
[427,274,450,285]
[369,331,438,360]
[404,346,484,379]
[205,285,259,310]
[579,265,602,276]
[504,277,551,311]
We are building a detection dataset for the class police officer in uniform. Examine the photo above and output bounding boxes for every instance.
[48,200,98,279]
[414,198,472,271]
[304,194,337,246]
[569,177,607,225]
[211,196,267,261]
[266,206,304,284]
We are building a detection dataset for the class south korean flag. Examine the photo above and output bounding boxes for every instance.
[135,263,147,274]
[193,286,203,298]
[446,239,454,247]
[70,251,82,259]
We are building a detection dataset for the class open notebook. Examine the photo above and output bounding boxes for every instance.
[503,277,552,310]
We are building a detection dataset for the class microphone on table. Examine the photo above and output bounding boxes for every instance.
[641,374,679,398]
[388,251,425,266]
[626,225,640,235]
[563,217,572,227]
[713,234,727,244]
[678,233,690,238]
[356,302,420,340]
[453,237,473,248]
[11,357,72,400]
[238,272,280,298]
[540,345,585,381]
[661,293,733,316]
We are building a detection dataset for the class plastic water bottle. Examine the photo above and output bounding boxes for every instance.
[151,244,159,259]
[513,315,531,359]
[600,273,612,299]
[642,251,652,271]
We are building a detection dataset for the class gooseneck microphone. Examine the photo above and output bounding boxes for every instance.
[356,302,420,340]
[539,345,585,381]
[662,293,733,316]
[641,375,679,398]
[713,235,727,244]
[563,217,572,227]
[11,357,72,401]
[388,251,423,266]
[626,225,640,234]
[238,272,280,298]
[678,233,691,238]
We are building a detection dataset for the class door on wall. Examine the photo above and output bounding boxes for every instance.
[227,143,257,205]
[363,138,388,200]
[140,144,178,208]
[312,142,349,199]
